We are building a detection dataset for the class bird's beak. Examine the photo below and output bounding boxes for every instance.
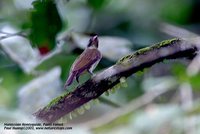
[91,35,98,47]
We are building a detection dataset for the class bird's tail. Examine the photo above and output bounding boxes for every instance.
[64,72,76,89]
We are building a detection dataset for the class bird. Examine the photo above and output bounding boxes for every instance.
[64,35,102,89]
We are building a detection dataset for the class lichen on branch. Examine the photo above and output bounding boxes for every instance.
[34,38,198,123]
[117,38,178,64]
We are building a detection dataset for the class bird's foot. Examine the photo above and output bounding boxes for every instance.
[76,76,80,83]
[87,70,94,76]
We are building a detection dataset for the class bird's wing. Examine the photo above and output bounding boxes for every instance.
[71,48,101,72]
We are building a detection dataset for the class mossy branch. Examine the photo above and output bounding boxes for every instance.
[34,38,198,122]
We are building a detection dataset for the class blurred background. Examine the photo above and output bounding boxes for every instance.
[1,0,200,134]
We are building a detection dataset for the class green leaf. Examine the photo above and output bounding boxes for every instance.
[189,74,200,90]
[29,0,63,50]
[172,63,200,90]
[0,67,33,108]
[35,53,77,80]
[87,0,108,10]
[160,0,192,24]
[172,63,188,83]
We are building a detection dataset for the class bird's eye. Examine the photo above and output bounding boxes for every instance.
[87,42,92,47]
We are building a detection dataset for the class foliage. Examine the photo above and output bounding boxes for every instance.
[87,0,108,10]
[173,63,200,90]
[29,0,63,51]
[1,0,200,134]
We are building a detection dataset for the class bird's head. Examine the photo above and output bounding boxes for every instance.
[87,35,99,48]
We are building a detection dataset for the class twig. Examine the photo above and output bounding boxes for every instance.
[160,22,198,38]
[0,31,63,74]
[187,53,200,76]
[179,83,193,111]
[179,83,196,134]
[85,87,169,129]
[98,97,121,108]
[34,38,198,123]
[0,31,27,40]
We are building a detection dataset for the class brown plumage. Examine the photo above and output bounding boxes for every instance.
[64,35,102,89]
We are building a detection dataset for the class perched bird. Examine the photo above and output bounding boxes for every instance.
[64,35,102,89]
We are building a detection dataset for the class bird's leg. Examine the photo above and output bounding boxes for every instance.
[75,75,80,83]
[87,69,94,76]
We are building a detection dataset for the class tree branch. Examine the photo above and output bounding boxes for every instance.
[0,31,28,40]
[34,38,198,122]
[85,84,170,129]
